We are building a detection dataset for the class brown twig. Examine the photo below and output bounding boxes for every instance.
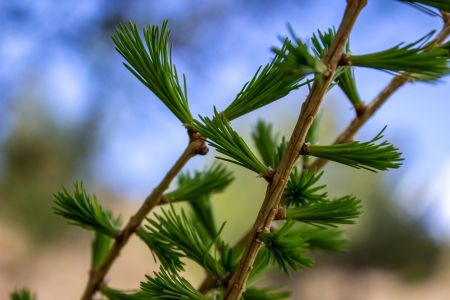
[307,11,450,172]
[80,130,207,300]
[222,1,367,299]
[197,226,254,293]
[426,12,450,50]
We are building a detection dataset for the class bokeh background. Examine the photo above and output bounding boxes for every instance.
[1,1,450,299]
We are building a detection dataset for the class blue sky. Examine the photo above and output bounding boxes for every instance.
[1,0,449,240]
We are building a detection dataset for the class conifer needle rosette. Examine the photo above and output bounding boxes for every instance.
[113,20,193,125]
[346,34,449,81]
[223,40,310,121]
[284,168,327,207]
[275,27,328,77]
[259,220,349,274]
[165,163,234,203]
[139,206,226,278]
[141,267,208,300]
[302,127,403,172]
[285,195,362,227]
[53,182,119,237]
[251,120,288,169]
[309,28,365,112]
[194,109,270,177]
[259,220,314,273]
[298,226,348,252]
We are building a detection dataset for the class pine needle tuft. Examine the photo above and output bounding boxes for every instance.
[140,267,208,300]
[53,182,119,237]
[195,109,270,176]
[113,21,193,125]
[305,127,403,172]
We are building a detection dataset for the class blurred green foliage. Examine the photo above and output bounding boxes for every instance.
[0,99,97,243]
[345,187,441,281]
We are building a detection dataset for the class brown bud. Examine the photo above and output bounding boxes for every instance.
[196,144,209,155]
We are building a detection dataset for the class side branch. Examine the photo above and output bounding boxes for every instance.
[427,12,450,49]
[223,1,367,299]
[308,12,450,172]
[80,131,207,300]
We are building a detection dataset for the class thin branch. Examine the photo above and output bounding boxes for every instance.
[198,275,218,294]
[80,130,207,300]
[197,228,252,293]
[308,11,450,172]
[427,12,450,49]
[223,1,367,299]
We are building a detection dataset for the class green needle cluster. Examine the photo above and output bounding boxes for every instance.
[137,225,184,273]
[53,182,119,237]
[189,196,219,239]
[166,163,234,203]
[113,21,193,125]
[164,163,234,238]
[304,127,403,172]
[274,32,327,78]
[442,41,450,57]
[224,41,310,121]
[140,206,226,277]
[313,28,364,111]
[311,28,335,58]
[349,35,449,81]
[91,232,114,269]
[297,226,347,252]
[195,109,269,176]
[251,120,289,169]
[286,195,362,227]
[260,220,314,273]
[140,267,208,300]
[251,120,280,168]
[284,168,328,207]
[334,65,364,111]
[259,220,349,275]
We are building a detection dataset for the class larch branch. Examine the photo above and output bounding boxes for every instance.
[223,1,367,299]
[80,130,206,300]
